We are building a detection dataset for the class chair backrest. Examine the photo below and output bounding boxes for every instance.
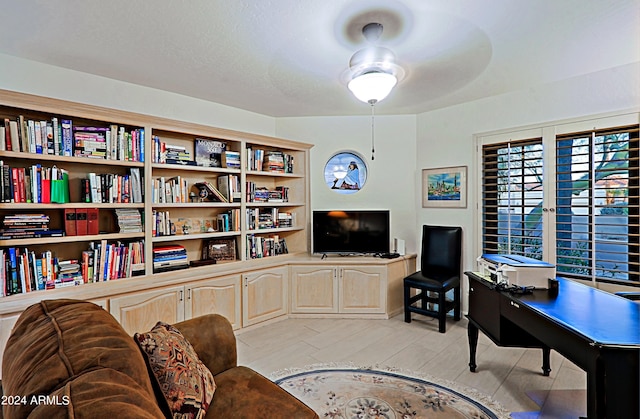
[421,225,462,276]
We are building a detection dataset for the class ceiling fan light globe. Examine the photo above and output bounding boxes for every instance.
[348,72,397,103]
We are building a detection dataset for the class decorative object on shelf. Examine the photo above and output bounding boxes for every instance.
[343,22,404,160]
[422,165,467,208]
[203,238,237,261]
[324,152,367,194]
[194,139,226,167]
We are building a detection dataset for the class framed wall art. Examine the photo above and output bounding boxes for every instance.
[422,165,467,208]
[323,151,368,194]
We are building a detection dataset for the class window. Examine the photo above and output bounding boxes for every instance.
[556,126,639,283]
[479,120,640,285]
[482,138,544,259]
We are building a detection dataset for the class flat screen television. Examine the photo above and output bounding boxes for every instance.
[312,210,390,255]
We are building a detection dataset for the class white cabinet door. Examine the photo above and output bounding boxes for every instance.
[242,266,288,327]
[110,285,185,335]
[290,265,338,313]
[339,266,386,314]
[185,274,242,330]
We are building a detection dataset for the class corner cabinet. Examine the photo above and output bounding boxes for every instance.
[289,255,417,318]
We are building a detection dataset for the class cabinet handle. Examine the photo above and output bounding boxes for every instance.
[179,290,183,302]
[187,288,192,300]
[470,287,474,292]
[510,301,520,309]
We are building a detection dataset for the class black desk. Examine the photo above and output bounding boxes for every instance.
[465,271,640,419]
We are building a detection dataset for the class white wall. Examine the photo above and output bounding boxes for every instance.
[417,62,640,305]
[2,53,638,274]
[0,53,276,136]
[276,115,418,254]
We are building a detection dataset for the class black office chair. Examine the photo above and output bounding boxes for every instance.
[404,225,462,333]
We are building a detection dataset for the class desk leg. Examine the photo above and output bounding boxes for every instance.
[468,322,478,372]
[541,346,551,376]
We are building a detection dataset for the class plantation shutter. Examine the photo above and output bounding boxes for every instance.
[555,125,640,282]
[482,138,544,258]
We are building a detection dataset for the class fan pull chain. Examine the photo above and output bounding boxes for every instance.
[370,102,375,161]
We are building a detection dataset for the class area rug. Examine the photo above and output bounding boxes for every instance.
[271,364,511,419]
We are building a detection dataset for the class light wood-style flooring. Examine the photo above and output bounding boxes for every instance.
[236,314,587,418]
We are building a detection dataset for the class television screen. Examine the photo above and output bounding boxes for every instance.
[312,210,390,255]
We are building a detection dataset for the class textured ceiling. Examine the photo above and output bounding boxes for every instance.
[0,0,638,117]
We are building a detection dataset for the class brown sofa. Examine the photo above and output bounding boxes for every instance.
[1,299,318,419]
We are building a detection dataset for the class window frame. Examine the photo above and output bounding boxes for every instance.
[474,111,640,286]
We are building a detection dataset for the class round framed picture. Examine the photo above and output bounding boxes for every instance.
[324,151,368,194]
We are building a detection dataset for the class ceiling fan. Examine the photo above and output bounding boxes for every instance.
[344,22,405,105]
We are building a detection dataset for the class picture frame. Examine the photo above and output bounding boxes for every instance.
[202,238,237,261]
[422,165,467,208]
[323,151,368,194]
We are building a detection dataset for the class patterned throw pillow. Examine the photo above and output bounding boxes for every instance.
[135,322,216,419]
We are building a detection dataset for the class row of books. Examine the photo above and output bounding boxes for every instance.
[64,208,99,236]
[246,148,294,173]
[153,244,189,273]
[151,175,190,204]
[1,248,59,296]
[0,162,70,204]
[73,126,144,161]
[1,213,63,240]
[87,240,145,282]
[0,117,144,161]
[0,240,145,296]
[85,168,143,204]
[247,184,290,203]
[217,209,241,232]
[246,208,294,230]
[246,234,288,259]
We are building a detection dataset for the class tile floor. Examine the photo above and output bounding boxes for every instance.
[236,314,587,418]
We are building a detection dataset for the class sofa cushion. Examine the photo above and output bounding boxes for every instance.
[2,299,158,419]
[207,366,318,419]
[135,321,216,419]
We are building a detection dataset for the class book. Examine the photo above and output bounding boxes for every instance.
[87,208,99,235]
[64,208,77,236]
[130,167,143,203]
[8,120,20,153]
[61,119,73,156]
[75,208,88,235]
[195,139,226,167]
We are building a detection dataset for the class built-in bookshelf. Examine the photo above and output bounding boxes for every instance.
[0,90,311,298]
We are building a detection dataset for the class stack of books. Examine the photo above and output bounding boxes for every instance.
[164,144,191,164]
[56,259,83,288]
[0,214,63,239]
[221,150,241,168]
[262,151,285,172]
[74,128,108,159]
[277,212,294,228]
[114,209,143,233]
[151,136,191,164]
[153,245,189,273]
